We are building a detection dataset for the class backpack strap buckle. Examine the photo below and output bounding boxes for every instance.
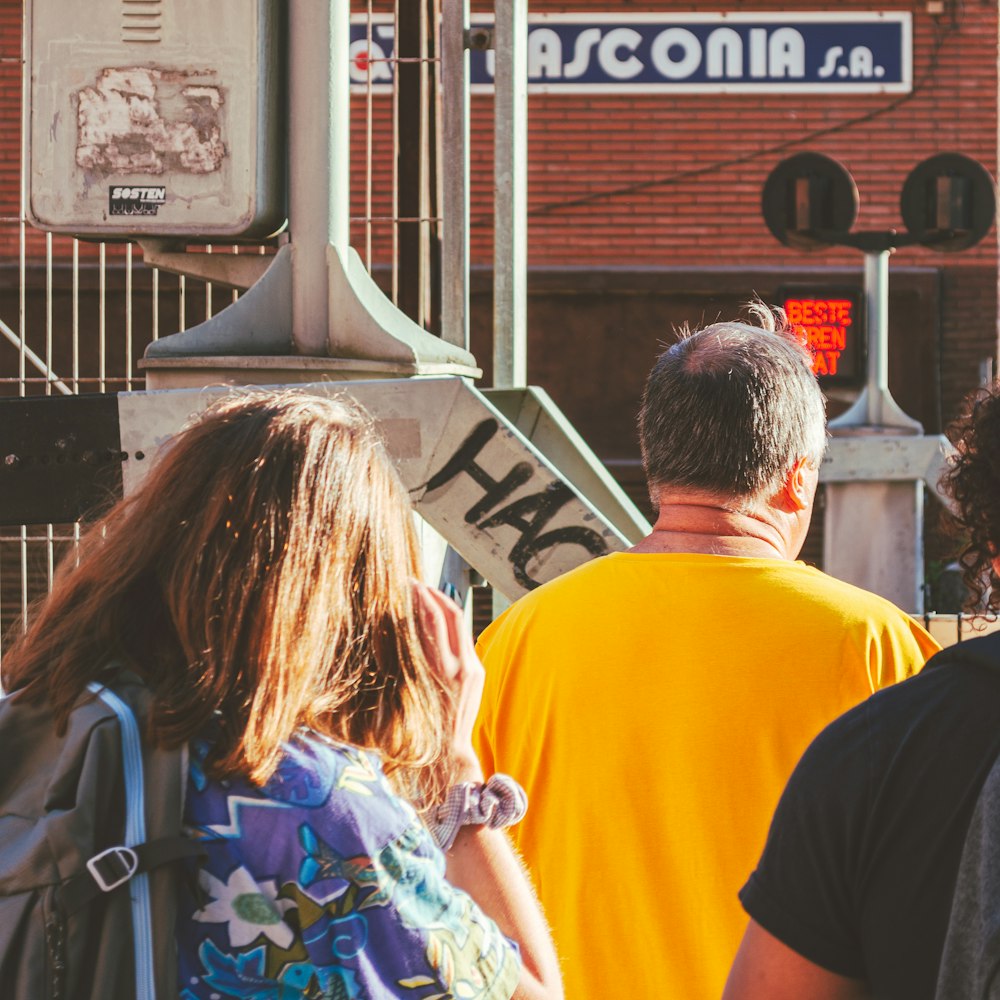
[86,845,138,892]
[58,836,204,914]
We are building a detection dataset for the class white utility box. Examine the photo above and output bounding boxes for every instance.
[25,0,285,239]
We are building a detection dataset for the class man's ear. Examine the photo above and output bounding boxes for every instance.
[781,457,812,512]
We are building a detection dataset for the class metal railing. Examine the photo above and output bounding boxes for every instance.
[0,2,415,653]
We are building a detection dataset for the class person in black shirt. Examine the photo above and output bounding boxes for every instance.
[723,383,1000,1000]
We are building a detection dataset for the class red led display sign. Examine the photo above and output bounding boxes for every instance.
[780,289,864,382]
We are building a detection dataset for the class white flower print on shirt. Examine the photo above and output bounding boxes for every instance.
[194,865,294,950]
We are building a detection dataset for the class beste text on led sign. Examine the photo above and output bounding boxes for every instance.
[783,295,862,380]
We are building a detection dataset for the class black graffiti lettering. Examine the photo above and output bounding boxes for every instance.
[477,480,571,535]
[478,482,609,589]
[422,420,610,588]
[423,419,534,523]
[511,527,610,589]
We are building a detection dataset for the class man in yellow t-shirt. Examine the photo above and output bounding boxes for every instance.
[473,311,939,1000]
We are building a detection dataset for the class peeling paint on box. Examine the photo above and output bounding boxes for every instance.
[75,67,225,175]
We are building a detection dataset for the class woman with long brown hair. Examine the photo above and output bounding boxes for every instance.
[2,390,562,1000]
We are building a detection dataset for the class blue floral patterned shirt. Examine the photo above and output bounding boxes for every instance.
[176,734,521,1000]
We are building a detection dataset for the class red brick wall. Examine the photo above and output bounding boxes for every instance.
[346,3,998,425]
[1,2,995,423]
[0,3,22,257]
[351,1,997,271]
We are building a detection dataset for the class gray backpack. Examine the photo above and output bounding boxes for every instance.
[0,672,198,999]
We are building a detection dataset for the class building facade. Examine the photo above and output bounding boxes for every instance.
[0,1,996,585]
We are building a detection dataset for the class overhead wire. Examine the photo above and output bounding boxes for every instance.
[472,18,956,225]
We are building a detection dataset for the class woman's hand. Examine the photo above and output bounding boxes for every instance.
[413,582,564,1000]
[413,582,485,783]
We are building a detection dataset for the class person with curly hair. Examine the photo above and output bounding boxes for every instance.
[938,388,1000,616]
[723,382,1000,1000]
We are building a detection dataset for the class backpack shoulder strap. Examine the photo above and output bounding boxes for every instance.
[56,835,205,915]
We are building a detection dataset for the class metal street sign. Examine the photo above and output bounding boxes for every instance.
[350,12,912,95]
[1,380,650,601]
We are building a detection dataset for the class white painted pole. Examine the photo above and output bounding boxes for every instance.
[288,0,349,354]
[493,0,528,389]
[864,249,890,424]
[441,0,471,350]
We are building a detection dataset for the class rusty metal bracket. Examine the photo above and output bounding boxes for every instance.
[465,26,493,49]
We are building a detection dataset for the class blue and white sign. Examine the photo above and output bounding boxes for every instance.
[349,12,911,95]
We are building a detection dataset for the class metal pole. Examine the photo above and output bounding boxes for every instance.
[863,249,891,424]
[493,0,527,388]
[825,246,925,613]
[329,3,352,252]
[397,1,428,327]
[441,0,470,350]
[829,246,920,433]
[288,0,349,354]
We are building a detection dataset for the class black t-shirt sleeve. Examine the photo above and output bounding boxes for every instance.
[739,700,873,980]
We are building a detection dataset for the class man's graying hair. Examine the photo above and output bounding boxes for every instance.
[638,305,827,509]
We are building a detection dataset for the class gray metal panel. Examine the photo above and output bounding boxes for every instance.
[483,385,649,542]
[352,379,622,596]
[117,378,629,598]
[25,0,285,238]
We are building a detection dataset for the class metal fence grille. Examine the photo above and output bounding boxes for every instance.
[0,1,452,655]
